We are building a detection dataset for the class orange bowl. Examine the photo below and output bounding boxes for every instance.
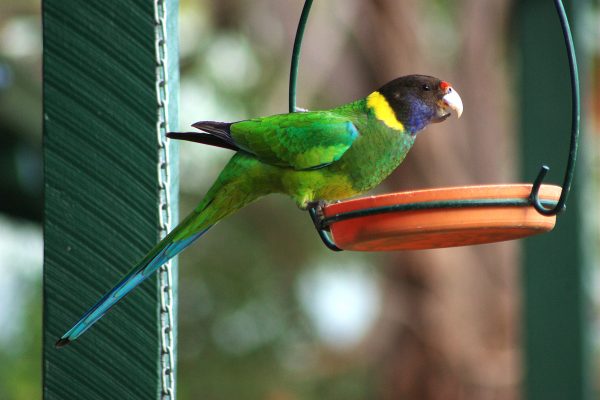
[322,184,562,251]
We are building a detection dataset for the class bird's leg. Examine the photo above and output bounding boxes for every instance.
[305,200,329,230]
[305,199,328,211]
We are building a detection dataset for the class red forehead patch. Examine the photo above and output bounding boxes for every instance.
[440,81,451,91]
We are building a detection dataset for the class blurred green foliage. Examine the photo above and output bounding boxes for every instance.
[4,0,599,398]
[0,1,43,399]
[0,276,41,400]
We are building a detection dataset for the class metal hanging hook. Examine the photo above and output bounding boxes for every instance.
[289,0,314,114]
[289,0,579,251]
[528,0,580,216]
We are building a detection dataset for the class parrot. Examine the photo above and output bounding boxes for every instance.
[56,74,463,348]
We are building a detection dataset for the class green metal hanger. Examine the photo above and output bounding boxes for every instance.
[289,0,579,251]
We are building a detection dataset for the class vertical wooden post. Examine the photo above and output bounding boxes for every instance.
[519,1,590,399]
[43,0,179,398]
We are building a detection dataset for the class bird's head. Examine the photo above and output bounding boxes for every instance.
[369,75,463,135]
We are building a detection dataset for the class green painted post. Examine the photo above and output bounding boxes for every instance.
[519,1,589,399]
[43,0,179,398]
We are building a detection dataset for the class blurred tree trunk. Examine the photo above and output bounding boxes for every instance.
[355,1,520,399]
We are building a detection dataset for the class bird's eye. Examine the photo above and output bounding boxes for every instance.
[422,84,431,91]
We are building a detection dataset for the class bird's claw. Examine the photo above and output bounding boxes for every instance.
[306,199,328,211]
[306,200,329,230]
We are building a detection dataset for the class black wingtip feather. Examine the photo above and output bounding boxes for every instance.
[191,121,232,134]
[166,131,240,152]
[167,121,240,151]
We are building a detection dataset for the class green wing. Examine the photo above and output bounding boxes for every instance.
[230,111,359,170]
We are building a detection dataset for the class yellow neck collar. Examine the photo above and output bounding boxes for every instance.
[366,91,405,132]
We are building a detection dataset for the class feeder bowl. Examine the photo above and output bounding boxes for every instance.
[321,184,561,251]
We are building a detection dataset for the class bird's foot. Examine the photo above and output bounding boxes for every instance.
[305,200,329,230]
[305,199,328,212]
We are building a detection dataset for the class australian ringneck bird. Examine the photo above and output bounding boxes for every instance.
[56,74,463,347]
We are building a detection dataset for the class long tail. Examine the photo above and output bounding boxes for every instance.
[56,154,270,348]
[55,212,212,348]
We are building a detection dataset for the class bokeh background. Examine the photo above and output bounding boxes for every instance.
[1,0,599,399]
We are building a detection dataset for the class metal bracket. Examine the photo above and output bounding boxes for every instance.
[154,0,175,398]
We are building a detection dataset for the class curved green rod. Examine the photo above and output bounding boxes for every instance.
[289,0,313,113]
[529,0,580,216]
[292,0,579,250]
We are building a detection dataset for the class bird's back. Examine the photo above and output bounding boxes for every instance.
[278,98,416,206]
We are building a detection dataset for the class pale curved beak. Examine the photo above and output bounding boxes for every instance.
[442,87,463,118]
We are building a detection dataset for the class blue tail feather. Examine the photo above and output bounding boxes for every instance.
[57,228,210,346]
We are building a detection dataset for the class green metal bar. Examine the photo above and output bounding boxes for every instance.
[43,0,179,398]
[528,0,581,215]
[289,0,314,113]
[519,0,589,398]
